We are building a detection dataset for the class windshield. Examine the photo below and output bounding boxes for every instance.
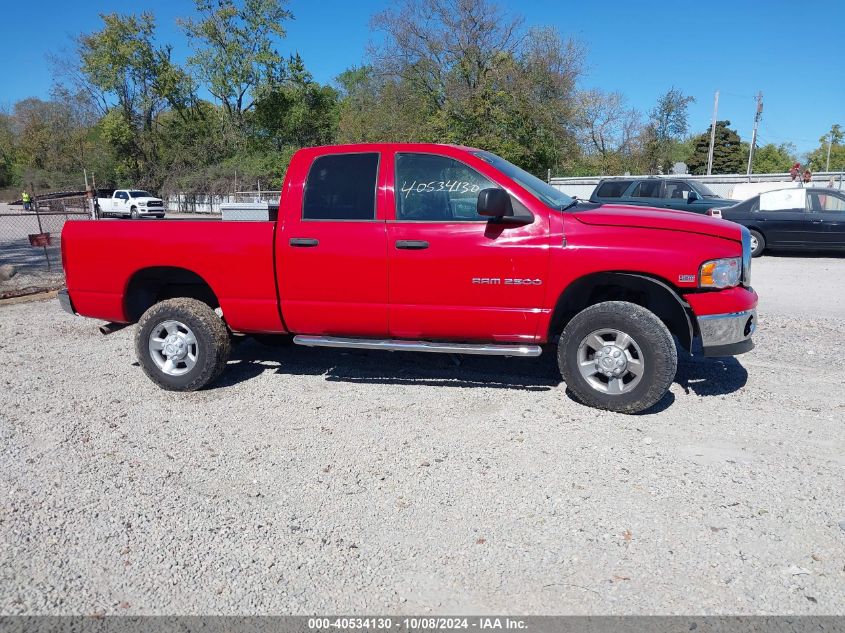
[129,190,153,198]
[472,151,574,209]
[692,182,719,198]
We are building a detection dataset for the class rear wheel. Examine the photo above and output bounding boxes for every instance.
[749,229,765,257]
[135,298,230,391]
[558,301,677,414]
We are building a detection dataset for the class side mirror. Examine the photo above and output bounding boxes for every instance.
[477,188,513,218]
[687,190,700,202]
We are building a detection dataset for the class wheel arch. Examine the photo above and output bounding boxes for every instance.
[548,271,694,351]
[124,266,221,323]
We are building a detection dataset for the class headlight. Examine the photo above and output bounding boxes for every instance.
[139,201,147,206]
[700,257,741,289]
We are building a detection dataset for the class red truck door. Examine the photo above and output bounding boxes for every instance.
[387,151,549,343]
[277,151,389,336]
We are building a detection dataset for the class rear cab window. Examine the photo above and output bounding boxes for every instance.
[594,180,631,198]
[303,153,380,220]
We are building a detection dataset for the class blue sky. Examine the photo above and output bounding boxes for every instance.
[1,0,842,156]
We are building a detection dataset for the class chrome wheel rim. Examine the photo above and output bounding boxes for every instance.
[148,320,198,376]
[750,234,759,252]
[577,328,645,395]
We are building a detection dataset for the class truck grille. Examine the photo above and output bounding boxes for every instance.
[146,200,163,208]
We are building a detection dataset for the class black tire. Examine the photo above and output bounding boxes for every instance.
[130,206,139,219]
[558,301,677,414]
[749,229,765,257]
[135,298,231,391]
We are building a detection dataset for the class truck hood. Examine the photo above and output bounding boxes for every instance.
[573,204,740,241]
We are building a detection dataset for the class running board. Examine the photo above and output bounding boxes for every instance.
[292,335,542,357]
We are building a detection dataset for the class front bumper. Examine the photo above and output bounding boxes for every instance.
[58,288,76,315]
[697,309,756,357]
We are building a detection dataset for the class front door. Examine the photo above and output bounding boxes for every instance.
[386,151,549,343]
[807,189,845,248]
[664,181,702,213]
[277,151,389,336]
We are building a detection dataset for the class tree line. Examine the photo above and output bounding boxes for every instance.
[0,0,841,197]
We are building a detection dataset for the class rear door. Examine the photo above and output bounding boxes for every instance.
[386,150,549,343]
[277,151,389,336]
[625,180,665,208]
[806,189,845,248]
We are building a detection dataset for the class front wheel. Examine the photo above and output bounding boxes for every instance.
[130,206,139,219]
[558,301,677,414]
[749,229,765,257]
[135,298,231,391]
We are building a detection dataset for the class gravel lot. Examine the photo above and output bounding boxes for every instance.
[1,256,843,615]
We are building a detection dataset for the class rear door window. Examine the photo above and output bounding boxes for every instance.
[631,181,662,198]
[594,180,631,198]
[303,153,379,220]
[760,189,807,212]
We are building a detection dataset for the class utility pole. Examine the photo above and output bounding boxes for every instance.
[826,131,833,172]
[706,91,719,176]
[746,91,763,180]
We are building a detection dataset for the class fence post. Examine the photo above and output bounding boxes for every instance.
[33,197,51,271]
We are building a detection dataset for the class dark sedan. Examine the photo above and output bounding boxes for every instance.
[719,187,845,257]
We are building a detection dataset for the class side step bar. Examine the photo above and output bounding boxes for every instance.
[292,335,542,357]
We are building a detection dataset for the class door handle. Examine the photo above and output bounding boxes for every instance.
[395,240,429,250]
[289,238,319,247]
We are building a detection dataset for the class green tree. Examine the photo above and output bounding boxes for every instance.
[179,0,293,123]
[0,109,16,188]
[746,142,797,173]
[686,120,743,175]
[806,124,845,172]
[76,12,196,185]
[357,0,585,175]
[643,88,695,173]
[252,54,339,150]
[574,89,644,175]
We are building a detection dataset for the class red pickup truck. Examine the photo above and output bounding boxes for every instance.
[59,143,757,413]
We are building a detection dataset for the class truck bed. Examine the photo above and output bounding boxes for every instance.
[61,219,284,333]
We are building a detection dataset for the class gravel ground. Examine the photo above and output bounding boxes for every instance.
[0,256,843,615]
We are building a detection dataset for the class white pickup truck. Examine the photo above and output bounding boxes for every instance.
[97,190,166,219]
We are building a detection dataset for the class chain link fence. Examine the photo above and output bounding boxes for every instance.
[167,191,281,214]
[0,196,93,297]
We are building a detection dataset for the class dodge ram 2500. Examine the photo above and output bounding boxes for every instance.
[97,189,165,219]
[59,143,757,413]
